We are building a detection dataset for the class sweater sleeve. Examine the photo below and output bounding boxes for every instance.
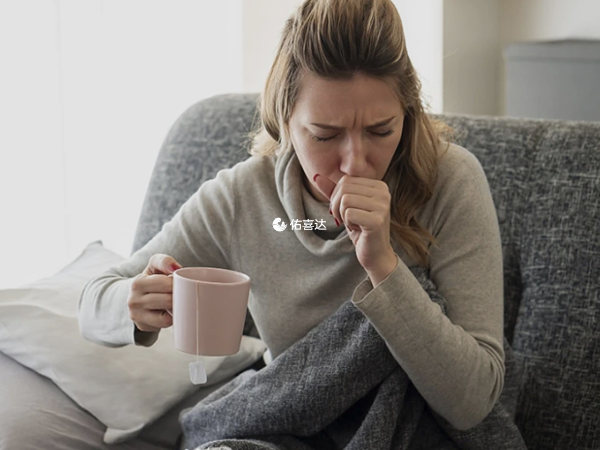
[350,152,505,431]
[78,165,238,348]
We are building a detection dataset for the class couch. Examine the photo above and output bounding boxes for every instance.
[1,93,599,450]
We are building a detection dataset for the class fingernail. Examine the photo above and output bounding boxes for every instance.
[313,173,320,182]
[329,207,332,215]
[171,264,181,272]
[335,218,340,227]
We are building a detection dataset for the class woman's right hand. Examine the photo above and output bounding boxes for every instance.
[128,254,182,332]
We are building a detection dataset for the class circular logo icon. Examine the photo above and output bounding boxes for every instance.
[272,218,287,232]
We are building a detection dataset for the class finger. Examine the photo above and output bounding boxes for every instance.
[331,185,379,226]
[140,292,173,311]
[339,195,378,231]
[340,194,377,215]
[313,174,337,200]
[330,175,380,200]
[145,254,183,276]
[139,274,174,294]
[135,310,173,330]
[344,208,386,232]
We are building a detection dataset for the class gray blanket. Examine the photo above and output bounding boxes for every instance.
[179,266,527,450]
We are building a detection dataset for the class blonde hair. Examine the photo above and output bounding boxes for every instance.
[246,0,454,268]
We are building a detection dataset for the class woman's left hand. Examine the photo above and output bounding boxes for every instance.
[314,174,398,277]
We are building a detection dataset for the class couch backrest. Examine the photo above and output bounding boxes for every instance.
[439,114,600,450]
[133,94,600,450]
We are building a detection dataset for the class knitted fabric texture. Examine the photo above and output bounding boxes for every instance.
[179,266,526,450]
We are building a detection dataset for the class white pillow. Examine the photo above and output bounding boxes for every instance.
[0,240,266,444]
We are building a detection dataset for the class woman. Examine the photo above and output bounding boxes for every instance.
[79,0,506,437]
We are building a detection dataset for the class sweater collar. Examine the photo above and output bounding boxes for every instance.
[274,149,356,257]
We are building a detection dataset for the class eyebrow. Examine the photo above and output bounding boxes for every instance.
[309,116,396,130]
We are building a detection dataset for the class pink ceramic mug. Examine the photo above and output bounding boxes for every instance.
[169,267,250,356]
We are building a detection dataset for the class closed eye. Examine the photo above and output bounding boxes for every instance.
[310,130,394,142]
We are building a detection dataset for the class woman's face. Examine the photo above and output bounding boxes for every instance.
[288,71,405,203]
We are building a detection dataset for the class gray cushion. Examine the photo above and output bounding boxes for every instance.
[439,115,600,450]
[512,122,599,449]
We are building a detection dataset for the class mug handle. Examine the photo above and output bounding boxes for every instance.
[166,273,174,316]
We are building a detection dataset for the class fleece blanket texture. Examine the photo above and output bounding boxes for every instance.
[179,266,527,450]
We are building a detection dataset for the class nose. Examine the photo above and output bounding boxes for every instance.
[339,133,369,177]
